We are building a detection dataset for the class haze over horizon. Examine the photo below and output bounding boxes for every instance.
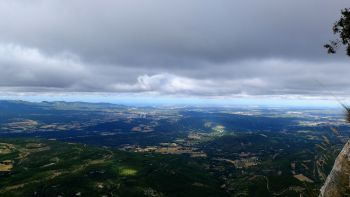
[1,0,350,104]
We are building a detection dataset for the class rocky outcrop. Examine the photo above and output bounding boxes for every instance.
[319,140,350,196]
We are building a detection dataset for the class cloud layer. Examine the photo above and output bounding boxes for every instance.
[0,0,349,98]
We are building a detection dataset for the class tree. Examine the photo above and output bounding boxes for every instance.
[324,8,350,56]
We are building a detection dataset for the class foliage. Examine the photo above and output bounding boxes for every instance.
[325,8,350,55]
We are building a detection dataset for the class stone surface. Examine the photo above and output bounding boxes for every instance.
[320,140,350,196]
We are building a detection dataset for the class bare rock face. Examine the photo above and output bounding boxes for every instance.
[319,140,350,196]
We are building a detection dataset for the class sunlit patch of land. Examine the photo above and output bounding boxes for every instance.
[294,174,314,183]
[118,167,137,176]
[0,160,13,172]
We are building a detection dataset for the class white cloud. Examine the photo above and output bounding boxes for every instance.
[1,43,350,99]
[108,73,270,96]
[0,43,89,89]
[109,74,206,94]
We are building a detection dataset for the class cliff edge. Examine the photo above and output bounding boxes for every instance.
[319,140,350,196]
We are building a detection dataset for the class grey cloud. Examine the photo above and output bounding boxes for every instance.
[0,0,348,65]
[0,0,349,98]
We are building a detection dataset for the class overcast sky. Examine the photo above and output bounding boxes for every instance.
[0,0,350,102]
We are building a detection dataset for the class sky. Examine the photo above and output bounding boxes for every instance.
[0,0,350,105]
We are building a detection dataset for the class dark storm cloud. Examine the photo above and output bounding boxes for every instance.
[0,0,349,97]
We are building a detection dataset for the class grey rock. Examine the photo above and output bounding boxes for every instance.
[320,140,350,196]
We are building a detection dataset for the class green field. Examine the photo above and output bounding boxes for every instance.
[0,138,226,197]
